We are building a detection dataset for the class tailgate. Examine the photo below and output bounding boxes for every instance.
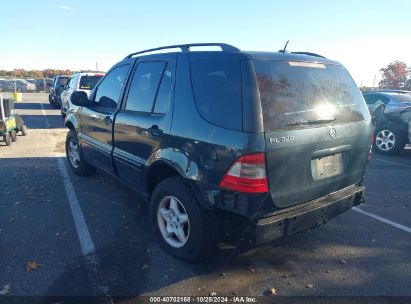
[253,59,372,208]
[265,122,371,208]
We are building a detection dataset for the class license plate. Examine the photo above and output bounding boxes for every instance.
[311,153,343,180]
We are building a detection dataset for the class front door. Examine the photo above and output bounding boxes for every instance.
[78,63,132,173]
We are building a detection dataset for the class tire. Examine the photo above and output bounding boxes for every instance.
[21,125,28,136]
[3,133,11,146]
[54,97,60,109]
[150,177,217,261]
[65,130,95,176]
[373,126,406,155]
[10,130,17,142]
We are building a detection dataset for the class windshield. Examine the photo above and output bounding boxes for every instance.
[79,75,104,90]
[254,60,370,131]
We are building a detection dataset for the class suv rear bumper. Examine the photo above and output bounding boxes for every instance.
[247,185,364,244]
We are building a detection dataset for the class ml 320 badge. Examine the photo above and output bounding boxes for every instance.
[269,136,295,144]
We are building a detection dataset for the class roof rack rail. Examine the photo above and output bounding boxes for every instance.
[291,52,326,59]
[124,43,240,59]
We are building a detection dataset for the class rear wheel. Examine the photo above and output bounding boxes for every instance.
[3,133,11,146]
[66,130,95,176]
[10,130,17,142]
[373,126,406,155]
[150,177,216,261]
[21,125,28,136]
[53,97,60,109]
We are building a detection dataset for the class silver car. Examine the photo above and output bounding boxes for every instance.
[363,92,411,111]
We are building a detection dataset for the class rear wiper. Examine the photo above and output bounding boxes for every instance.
[286,118,336,126]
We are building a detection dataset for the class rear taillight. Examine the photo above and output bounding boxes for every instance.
[219,153,268,193]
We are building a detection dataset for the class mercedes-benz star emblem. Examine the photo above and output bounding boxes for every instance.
[329,128,337,139]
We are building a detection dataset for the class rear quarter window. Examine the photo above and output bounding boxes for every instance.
[190,59,242,131]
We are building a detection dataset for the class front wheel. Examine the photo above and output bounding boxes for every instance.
[65,130,95,176]
[3,133,11,146]
[150,177,217,261]
[373,126,406,155]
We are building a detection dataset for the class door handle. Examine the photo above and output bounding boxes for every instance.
[138,125,163,137]
[148,125,163,136]
[138,129,149,136]
[104,116,113,125]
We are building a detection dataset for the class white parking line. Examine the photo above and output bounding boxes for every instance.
[38,102,50,128]
[41,101,110,297]
[57,158,111,298]
[352,207,411,234]
[57,158,96,255]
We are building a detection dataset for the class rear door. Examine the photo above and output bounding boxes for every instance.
[78,63,132,173]
[253,60,372,208]
[113,54,175,189]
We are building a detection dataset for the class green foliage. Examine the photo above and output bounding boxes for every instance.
[359,86,374,92]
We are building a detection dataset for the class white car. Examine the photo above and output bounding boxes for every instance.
[60,71,105,117]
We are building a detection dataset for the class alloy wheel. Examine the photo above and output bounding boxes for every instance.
[157,196,190,248]
[376,130,395,151]
[68,140,80,168]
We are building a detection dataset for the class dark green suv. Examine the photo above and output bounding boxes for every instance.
[65,43,372,261]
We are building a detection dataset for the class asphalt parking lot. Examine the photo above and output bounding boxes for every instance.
[1,93,411,303]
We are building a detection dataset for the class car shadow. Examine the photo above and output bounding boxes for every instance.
[13,102,54,110]
[16,114,65,129]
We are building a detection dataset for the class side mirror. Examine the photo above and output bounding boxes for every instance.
[71,91,92,107]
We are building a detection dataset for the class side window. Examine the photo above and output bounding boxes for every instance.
[94,65,130,108]
[153,64,172,114]
[69,76,76,89]
[125,61,166,113]
[65,78,72,89]
[363,94,375,104]
[378,95,390,104]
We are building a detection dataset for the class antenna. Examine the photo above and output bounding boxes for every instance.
[280,40,289,53]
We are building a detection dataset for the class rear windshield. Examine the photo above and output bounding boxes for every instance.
[254,60,370,131]
[79,75,103,90]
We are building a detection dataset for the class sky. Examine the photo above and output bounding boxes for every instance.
[0,0,410,86]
